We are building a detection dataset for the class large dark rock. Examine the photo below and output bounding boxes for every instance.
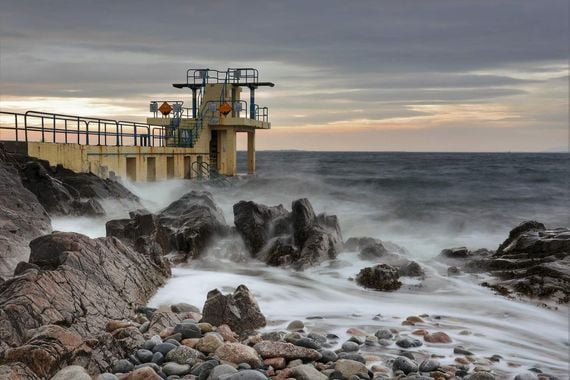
[233,201,289,255]
[0,146,51,278]
[233,198,343,269]
[0,232,170,376]
[3,145,141,217]
[201,285,266,335]
[440,221,570,304]
[356,264,402,291]
[107,191,228,259]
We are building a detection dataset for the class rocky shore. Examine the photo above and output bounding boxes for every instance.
[0,148,568,379]
[0,144,141,278]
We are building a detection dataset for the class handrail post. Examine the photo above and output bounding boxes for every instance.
[116,122,120,146]
[86,119,89,145]
[41,117,45,142]
[77,117,80,144]
[104,122,107,146]
[97,120,101,145]
[24,113,28,143]
[64,119,68,143]
[133,124,137,146]
[14,114,18,142]
[53,114,56,142]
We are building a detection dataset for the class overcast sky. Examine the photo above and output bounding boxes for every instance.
[0,0,568,151]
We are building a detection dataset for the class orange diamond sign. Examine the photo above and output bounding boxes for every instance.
[159,101,172,115]
[219,103,232,116]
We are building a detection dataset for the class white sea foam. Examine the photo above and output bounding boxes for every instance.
[53,152,570,377]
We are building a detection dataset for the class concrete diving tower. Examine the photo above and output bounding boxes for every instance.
[147,68,275,176]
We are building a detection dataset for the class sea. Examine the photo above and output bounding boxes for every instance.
[52,152,570,378]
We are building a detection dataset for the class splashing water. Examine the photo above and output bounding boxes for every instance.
[54,152,570,377]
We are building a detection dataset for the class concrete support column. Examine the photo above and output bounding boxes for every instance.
[224,129,237,176]
[247,131,255,174]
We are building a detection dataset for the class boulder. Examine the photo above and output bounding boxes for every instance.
[356,264,402,291]
[233,198,343,269]
[17,158,139,217]
[107,191,227,259]
[439,221,570,303]
[0,232,170,376]
[0,146,51,278]
[233,201,289,255]
[359,242,388,260]
[398,261,425,277]
[201,285,266,335]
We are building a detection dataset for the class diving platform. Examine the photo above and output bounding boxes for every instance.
[0,67,274,181]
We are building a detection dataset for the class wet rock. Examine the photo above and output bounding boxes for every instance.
[449,221,570,303]
[335,359,368,378]
[419,359,440,372]
[356,264,402,291]
[447,266,461,276]
[163,362,191,376]
[292,199,343,269]
[398,261,425,277]
[107,191,227,259]
[20,161,103,217]
[287,320,305,330]
[215,342,262,367]
[202,285,266,334]
[375,329,393,340]
[497,221,546,253]
[392,356,419,375]
[337,352,365,363]
[454,346,474,355]
[258,236,299,267]
[291,364,328,380]
[233,200,290,255]
[395,337,423,348]
[424,332,452,344]
[341,341,360,352]
[440,247,471,259]
[295,337,321,350]
[0,146,51,277]
[254,340,322,361]
[359,242,389,260]
[171,302,200,313]
[319,349,338,363]
[233,198,342,269]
